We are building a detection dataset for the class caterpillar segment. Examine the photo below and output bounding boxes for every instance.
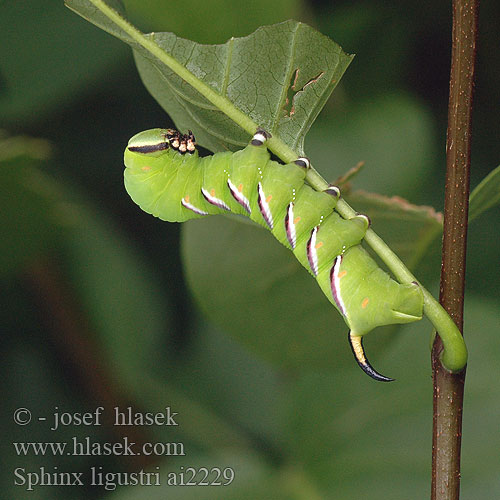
[124,128,424,381]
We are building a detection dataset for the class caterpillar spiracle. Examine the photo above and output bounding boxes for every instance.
[124,127,424,381]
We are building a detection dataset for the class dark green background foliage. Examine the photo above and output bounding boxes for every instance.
[1,1,499,498]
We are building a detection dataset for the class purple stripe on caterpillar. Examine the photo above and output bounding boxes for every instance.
[181,196,209,216]
[257,182,274,230]
[285,202,297,249]
[227,179,251,214]
[201,187,231,211]
[307,226,319,276]
[330,255,347,316]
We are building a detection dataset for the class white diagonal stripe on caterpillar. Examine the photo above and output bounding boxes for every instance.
[227,178,251,214]
[257,182,274,230]
[201,187,231,211]
[181,196,209,216]
[330,255,347,316]
[285,202,297,249]
[307,225,319,276]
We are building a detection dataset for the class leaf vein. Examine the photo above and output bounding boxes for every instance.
[271,22,301,135]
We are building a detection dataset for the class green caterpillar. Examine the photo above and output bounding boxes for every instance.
[124,128,424,381]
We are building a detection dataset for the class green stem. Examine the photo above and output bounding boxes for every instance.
[84,0,467,372]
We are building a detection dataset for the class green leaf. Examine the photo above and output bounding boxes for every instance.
[182,216,347,372]
[65,1,353,154]
[469,164,500,222]
[133,21,353,153]
[161,323,285,446]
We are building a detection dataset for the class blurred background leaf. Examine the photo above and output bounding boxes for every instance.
[468,164,500,222]
[2,0,499,498]
[0,0,129,124]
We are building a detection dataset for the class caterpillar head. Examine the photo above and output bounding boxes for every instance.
[127,128,196,156]
[124,128,201,223]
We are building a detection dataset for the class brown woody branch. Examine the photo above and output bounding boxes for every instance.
[431,0,478,499]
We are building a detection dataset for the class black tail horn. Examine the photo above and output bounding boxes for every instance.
[348,332,394,382]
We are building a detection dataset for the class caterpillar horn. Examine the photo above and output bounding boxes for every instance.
[348,332,394,382]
